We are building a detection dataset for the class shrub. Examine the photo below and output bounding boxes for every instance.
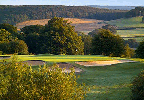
[0,56,87,100]
[131,70,144,100]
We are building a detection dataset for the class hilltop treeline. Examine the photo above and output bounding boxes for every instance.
[125,7,144,17]
[0,5,128,25]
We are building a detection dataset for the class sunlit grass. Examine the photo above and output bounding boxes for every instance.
[108,17,144,28]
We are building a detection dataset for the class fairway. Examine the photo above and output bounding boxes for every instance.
[0,55,126,62]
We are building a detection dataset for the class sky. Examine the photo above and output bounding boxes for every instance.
[0,0,143,6]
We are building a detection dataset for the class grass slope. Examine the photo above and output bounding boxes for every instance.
[108,17,144,28]
[107,17,144,42]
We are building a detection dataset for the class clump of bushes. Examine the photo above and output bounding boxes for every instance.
[0,56,87,100]
[131,70,144,100]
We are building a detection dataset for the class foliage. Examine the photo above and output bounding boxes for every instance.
[25,33,50,54]
[0,56,87,99]
[78,32,92,55]
[0,5,127,25]
[91,29,124,57]
[0,23,17,34]
[21,25,45,35]
[124,39,139,48]
[102,24,117,34]
[131,70,144,100]
[0,29,12,42]
[125,7,144,18]
[135,41,144,58]
[44,17,84,55]
[0,29,28,54]
[122,44,135,58]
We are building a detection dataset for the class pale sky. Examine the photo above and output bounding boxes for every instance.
[0,0,143,6]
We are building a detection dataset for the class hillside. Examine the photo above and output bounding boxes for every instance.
[108,16,144,28]
[88,5,136,10]
[107,16,144,42]
[0,5,128,25]
[16,18,106,34]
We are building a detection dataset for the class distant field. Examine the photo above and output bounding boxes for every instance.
[117,29,144,42]
[16,18,105,34]
[107,17,144,42]
[108,16,144,28]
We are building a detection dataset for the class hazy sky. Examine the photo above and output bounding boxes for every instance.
[0,0,143,6]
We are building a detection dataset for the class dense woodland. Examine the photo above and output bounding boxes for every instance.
[0,5,128,25]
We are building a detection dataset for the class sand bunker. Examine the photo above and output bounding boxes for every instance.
[22,60,45,66]
[75,60,136,67]
[56,62,83,73]
[22,61,82,73]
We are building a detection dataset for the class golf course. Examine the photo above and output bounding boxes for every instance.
[1,54,144,99]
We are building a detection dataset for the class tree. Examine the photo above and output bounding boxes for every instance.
[9,40,29,54]
[21,25,44,35]
[44,17,84,55]
[0,23,17,34]
[78,32,92,55]
[102,24,117,34]
[122,44,135,58]
[0,29,12,42]
[91,29,124,57]
[0,29,28,54]
[0,56,87,99]
[135,41,144,58]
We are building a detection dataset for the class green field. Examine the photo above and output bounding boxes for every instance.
[107,17,144,42]
[108,17,144,28]
[117,29,144,42]
[1,55,144,99]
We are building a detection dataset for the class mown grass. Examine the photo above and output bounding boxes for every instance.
[72,62,144,100]
[0,55,126,62]
[108,17,144,28]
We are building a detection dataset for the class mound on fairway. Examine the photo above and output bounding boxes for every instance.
[75,60,136,66]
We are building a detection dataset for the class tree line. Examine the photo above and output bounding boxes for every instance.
[0,5,128,25]
[0,17,144,58]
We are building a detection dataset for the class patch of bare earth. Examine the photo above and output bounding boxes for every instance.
[75,60,137,67]
[16,18,106,34]
[22,61,82,73]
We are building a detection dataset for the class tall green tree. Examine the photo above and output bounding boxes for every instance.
[135,41,144,58]
[0,29,28,54]
[44,17,84,55]
[91,29,124,57]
